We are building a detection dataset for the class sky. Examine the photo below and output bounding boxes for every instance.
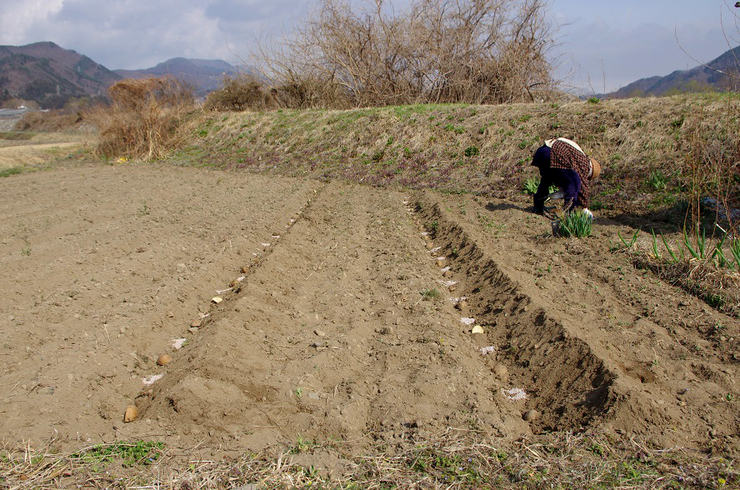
[0,0,738,93]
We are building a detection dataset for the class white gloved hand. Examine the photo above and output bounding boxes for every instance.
[582,208,594,220]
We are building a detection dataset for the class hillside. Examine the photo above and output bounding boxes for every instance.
[609,45,740,97]
[0,42,121,108]
[114,57,240,96]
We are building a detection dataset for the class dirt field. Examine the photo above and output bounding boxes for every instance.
[1,163,738,480]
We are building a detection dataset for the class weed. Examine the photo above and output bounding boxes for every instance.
[588,442,605,456]
[463,146,479,157]
[443,123,464,134]
[421,288,442,301]
[647,170,668,191]
[290,436,316,454]
[588,97,600,104]
[478,214,506,236]
[72,441,163,467]
[138,200,150,216]
[295,387,303,399]
[21,246,31,256]
[0,167,23,178]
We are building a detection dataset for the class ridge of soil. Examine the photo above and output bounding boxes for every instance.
[0,164,737,476]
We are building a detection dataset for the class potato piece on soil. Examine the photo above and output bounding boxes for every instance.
[157,354,172,366]
[123,405,139,423]
[523,410,540,422]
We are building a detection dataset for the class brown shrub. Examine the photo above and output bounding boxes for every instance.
[204,74,277,111]
[682,97,740,233]
[206,72,353,111]
[14,111,84,132]
[86,77,194,161]
[255,0,555,108]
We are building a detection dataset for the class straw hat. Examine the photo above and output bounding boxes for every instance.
[590,158,601,180]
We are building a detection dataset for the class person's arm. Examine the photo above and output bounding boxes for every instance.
[577,184,590,209]
[533,171,553,213]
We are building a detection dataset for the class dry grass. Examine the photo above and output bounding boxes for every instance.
[183,94,732,208]
[2,430,736,488]
[635,256,740,317]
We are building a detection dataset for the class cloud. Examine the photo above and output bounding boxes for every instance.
[0,0,310,69]
[1,0,736,83]
[0,0,64,44]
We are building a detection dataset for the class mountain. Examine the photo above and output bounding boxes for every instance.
[0,42,243,107]
[608,45,740,98]
[114,58,240,96]
[0,41,121,108]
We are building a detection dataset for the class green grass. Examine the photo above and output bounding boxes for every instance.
[421,288,442,301]
[71,441,164,468]
[0,167,23,178]
[0,132,35,141]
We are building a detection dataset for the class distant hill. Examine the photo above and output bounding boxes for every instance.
[114,58,240,96]
[0,41,121,108]
[608,45,740,98]
[0,42,245,107]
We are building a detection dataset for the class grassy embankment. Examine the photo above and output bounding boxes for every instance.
[176,94,735,221]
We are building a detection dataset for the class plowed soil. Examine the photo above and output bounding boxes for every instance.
[1,164,737,468]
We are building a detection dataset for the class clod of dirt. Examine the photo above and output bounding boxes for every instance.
[493,364,508,377]
[523,410,540,422]
[212,296,223,304]
[190,319,202,328]
[157,354,172,366]
[314,329,326,337]
[436,257,446,267]
[241,266,249,273]
[472,325,485,334]
[123,405,138,423]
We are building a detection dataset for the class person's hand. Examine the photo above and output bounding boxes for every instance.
[582,208,594,220]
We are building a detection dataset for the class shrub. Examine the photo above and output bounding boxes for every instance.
[86,77,194,161]
[205,74,276,111]
[256,0,556,108]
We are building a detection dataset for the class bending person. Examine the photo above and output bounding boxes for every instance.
[530,138,601,218]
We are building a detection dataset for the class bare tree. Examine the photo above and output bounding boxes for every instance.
[255,0,556,107]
